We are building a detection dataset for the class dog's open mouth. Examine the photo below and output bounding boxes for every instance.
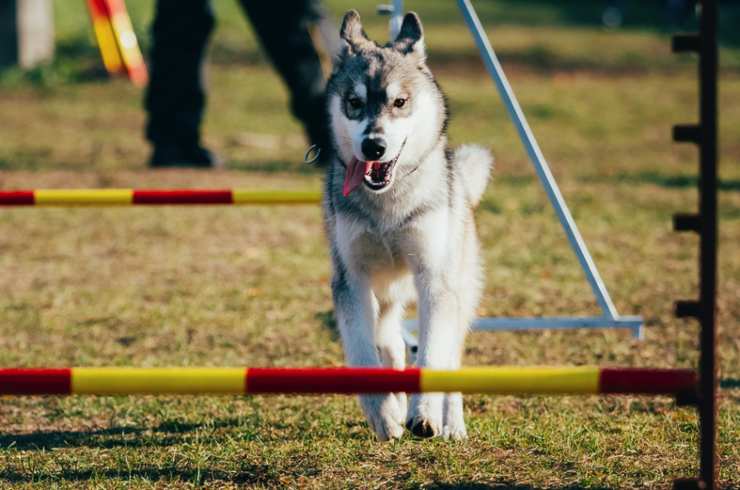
[342,156,398,196]
[363,156,398,190]
[342,142,405,197]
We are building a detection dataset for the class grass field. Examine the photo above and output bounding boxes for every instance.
[0,0,739,488]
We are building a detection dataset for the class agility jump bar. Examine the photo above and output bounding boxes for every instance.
[0,189,322,206]
[0,367,696,396]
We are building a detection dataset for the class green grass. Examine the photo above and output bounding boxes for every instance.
[0,1,739,488]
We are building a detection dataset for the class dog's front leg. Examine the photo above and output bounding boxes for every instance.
[332,273,405,441]
[406,269,462,438]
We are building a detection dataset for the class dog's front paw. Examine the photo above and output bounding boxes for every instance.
[406,393,444,438]
[359,394,405,441]
[442,423,467,440]
[443,393,467,440]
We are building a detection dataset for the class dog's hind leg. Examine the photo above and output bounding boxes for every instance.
[376,299,406,369]
[333,272,405,441]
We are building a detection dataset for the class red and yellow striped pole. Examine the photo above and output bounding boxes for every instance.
[87,0,148,86]
[0,367,697,396]
[87,0,124,75]
[0,189,322,206]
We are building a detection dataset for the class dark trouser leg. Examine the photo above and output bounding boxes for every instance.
[239,0,331,155]
[145,0,215,148]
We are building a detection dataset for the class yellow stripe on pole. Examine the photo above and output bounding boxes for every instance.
[71,368,246,394]
[35,189,133,206]
[92,17,124,73]
[232,190,321,205]
[420,366,600,394]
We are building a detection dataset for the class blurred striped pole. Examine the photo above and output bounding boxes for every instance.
[86,0,148,86]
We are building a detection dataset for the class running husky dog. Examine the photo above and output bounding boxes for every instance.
[323,10,493,441]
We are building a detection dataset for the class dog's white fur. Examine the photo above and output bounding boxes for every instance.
[323,10,493,440]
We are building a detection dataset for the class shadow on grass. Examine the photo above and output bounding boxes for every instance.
[0,37,109,88]
[430,50,682,77]
[426,484,612,490]
[469,0,740,49]
[4,1,740,90]
[0,465,279,485]
[585,171,740,192]
[209,46,697,77]
[227,159,325,175]
[0,467,615,488]
[0,155,325,174]
[0,417,244,451]
[315,309,339,343]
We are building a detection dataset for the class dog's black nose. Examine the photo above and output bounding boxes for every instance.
[361,137,386,160]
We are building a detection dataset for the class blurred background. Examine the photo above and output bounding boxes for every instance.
[1,0,739,173]
[0,2,738,486]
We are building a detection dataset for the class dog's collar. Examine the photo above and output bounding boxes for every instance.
[402,139,449,180]
[402,162,422,179]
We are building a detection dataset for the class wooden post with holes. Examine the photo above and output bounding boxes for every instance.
[671,0,719,488]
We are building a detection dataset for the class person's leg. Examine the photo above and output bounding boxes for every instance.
[145,0,219,167]
[240,0,331,161]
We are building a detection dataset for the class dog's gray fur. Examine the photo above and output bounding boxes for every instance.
[323,10,493,440]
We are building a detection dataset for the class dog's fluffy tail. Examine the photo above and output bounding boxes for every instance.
[454,144,493,208]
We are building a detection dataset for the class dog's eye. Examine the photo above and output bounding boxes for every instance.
[348,97,363,110]
[393,98,407,108]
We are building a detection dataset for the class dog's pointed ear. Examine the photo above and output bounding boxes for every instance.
[393,12,425,58]
[339,10,369,54]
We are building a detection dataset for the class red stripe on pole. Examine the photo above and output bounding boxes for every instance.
[0,191,35,205]
[132,190,233,205]
[599,368,697,394]
[0,368,71,395]
[247,367,422,394]
[106,0,127,16]
[87,0,111,16]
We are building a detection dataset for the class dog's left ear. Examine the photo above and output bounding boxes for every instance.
[393,12,425,59]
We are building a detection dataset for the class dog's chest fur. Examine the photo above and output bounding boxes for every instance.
[326,150,454,275]
[336,209,426,278]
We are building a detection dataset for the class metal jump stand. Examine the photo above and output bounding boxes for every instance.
[389,1,720,487]
[384,0,643,338]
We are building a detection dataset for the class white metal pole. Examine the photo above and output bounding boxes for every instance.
[457,0,619,320]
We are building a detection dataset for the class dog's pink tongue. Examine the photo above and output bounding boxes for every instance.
[342,158,370,197]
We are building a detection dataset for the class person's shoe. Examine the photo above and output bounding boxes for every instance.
[149,143,222,168]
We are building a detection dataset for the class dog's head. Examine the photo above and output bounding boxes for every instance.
[327,10,447,196]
